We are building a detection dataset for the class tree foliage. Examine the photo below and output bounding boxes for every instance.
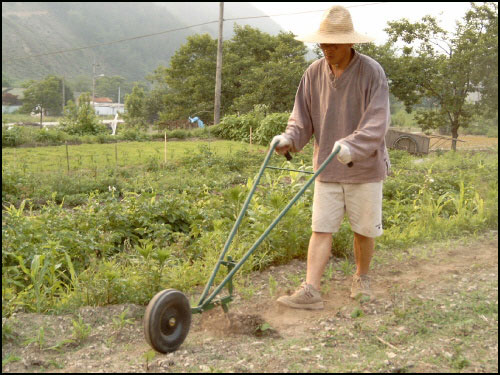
[59,93,107,135]
[94,76,135,103]
[224,28,308,114]
[383,2,498,150]
[123,85,148,129]
[19,75,73,116]
[465,2,498,117]
[145,25,308,125]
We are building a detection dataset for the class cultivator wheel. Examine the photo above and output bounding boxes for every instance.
[144,289,192,353]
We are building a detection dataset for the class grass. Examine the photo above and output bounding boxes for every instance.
[2,113,62,124]
[2,113,117,124]
[1,139,260,174]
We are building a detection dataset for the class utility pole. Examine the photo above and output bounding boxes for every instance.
[92,56,101,109]
[62,76,65,114]
[92,57,97,108]
[214,2,223,125]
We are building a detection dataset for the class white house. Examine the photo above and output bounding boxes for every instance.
[92,102,126,116]
[89,97,125,116]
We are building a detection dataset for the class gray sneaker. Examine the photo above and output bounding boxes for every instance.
[277,282,324,310]
[350,274,372,299]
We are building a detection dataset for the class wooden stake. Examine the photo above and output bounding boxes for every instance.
[65,142,70,173]
[214,2,224,125]
[376,336,399,351]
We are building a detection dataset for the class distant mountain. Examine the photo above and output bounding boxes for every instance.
[2,2,284,84]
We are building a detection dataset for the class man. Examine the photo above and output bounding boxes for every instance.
[273,5,391,310]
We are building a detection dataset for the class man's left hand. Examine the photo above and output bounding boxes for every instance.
[333,141,352,165]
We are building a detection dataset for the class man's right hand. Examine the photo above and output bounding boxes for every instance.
[271,135,291,155]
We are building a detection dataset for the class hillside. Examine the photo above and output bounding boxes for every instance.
[1,2,283,84]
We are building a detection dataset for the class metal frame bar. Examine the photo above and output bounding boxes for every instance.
[265,166,314,174]
[192,142,341,313]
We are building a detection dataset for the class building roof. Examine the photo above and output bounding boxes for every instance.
[2,87,26,100]
[93,97,113,103]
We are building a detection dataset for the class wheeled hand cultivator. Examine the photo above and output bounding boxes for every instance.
[144,141,346,353]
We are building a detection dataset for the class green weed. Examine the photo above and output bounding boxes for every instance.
[337,257,355,276]
[71,316,91,343]
[2,353,21,367]
[23,326,46,350]
[112,308,134,330]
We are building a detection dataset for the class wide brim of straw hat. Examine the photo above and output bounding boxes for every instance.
[295,5,375,44]
[296,30,375,44]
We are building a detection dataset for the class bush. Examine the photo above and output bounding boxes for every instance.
[34,128,69,144]
[118,128,150,141]
[213,108,289,144]
[167,129,188,139]
[60,95,109,136]
[2,125,32,147]
[254,112,290,146]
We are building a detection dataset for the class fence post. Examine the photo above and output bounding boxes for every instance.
[65,142,70,173]
[250,126,252,145]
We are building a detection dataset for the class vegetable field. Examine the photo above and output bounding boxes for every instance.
[2,139,497,319]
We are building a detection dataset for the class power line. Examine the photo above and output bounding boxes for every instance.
[2,20,220,63]
[226,2,388,21]
[2,2,388,63]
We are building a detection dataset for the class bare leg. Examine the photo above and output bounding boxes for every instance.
[353,232,375,276]
[306,232,332,290]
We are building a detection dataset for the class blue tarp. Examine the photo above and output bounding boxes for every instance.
[188,116,204,128]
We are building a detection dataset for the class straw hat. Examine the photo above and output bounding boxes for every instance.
[296,5,374,44]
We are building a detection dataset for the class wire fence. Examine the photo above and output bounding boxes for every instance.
[1,139,258,177]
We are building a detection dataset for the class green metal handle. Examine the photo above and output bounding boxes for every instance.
[196,144,341,309]
[197,141,278,305]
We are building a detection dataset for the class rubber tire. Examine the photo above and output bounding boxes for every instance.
[144,289,192,353]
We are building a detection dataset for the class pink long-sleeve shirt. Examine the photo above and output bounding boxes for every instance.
[283,50,391,183]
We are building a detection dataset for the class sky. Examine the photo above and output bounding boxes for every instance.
[249,2,472,45]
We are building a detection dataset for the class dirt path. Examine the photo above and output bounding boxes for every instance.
[2,233,498,373]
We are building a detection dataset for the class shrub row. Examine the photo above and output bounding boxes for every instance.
[1,125,213,148]
[211,110,290,145]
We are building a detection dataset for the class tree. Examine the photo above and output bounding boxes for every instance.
[156,34,218,122]
[466,2,498,117]
[124,85,147,129]
[94,76,134,103]
[146,25,309,124]
[224,29,308,113]
[19,75,73,116]
[2,74,13,87]
[384,2,498,150]
[59,93,107,135]
[70,75,92,93]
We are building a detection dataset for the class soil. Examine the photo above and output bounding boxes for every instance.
[2,233,498,373]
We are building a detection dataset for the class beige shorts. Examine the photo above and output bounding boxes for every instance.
[312,180,384,238]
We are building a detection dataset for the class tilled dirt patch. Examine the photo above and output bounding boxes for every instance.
[2,234,498,373]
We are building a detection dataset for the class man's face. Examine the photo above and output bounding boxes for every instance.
[319,43,354,66]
